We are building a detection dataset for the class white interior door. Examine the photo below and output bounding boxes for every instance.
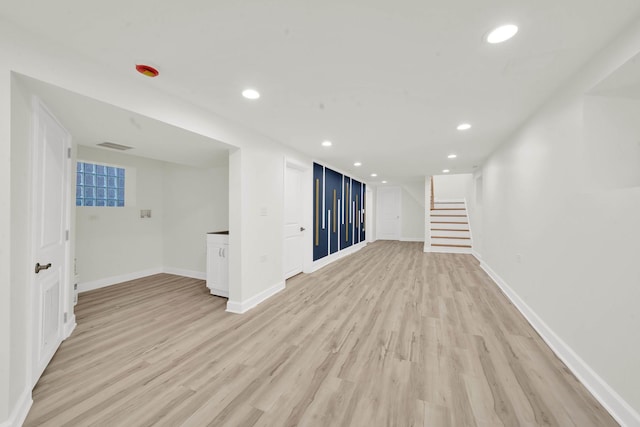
[376,186,401,240]
[31,99,71,387]
[284,164,305,279]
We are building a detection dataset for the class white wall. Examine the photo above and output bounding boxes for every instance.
[433,173,473,200]
[7,73,32,424]
[76,146,230,285]
[401,182,425,241]
[76,146,165,284]
[230,145,286,303]
[163,162,229,275]
[468,23,640,425]
[374,183,425,242]
[583,95,640,191]
[0,63,10,421]
[366,187,375,242]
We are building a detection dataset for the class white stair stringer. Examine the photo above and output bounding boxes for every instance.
[426,199,472,254]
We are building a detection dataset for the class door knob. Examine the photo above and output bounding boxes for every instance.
[35,262,52,274]
[300,227,306,232]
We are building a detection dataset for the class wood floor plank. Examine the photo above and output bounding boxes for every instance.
[24,241,618,426]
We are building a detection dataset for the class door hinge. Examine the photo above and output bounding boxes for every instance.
[67,147,71,159]
[66,230,69,241]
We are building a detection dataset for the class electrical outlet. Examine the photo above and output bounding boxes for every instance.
[516,253,522,263]
[260,255,268,262]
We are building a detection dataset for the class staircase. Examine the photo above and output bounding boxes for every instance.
[428,199,472,253]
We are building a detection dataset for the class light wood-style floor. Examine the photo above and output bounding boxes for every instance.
[25,241,617,426]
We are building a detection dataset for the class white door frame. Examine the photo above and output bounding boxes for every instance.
[283,158,310,279]
[29,97,74,388]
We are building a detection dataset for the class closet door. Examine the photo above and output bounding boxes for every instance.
[351,179,362,244]
[313,163,328,261]
[325,167,342,254]
[340,176,353,250]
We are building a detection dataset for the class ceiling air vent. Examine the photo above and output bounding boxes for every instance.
[97,142,134,151]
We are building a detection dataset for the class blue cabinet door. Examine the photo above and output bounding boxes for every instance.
[340,176,353,250]
[324,167,342,254]
[313,163,328,261]
[352,179,362,244]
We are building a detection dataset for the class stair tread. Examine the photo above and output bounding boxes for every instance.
[431,236,470,240]
[431,243,472,248]
[430,208,466,211]
[434,201,465,204]
[431,228,470,232]
[431,214,467,217]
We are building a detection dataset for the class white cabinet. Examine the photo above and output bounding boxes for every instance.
[206,232,229,298]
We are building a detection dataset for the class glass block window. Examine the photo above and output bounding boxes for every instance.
[76,162,125,207]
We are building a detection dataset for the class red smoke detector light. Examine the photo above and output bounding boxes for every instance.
[135,64,159,77]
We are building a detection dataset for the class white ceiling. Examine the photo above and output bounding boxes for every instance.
[590,53,640,100]
[17,75,232,168]
[3,1,640,182]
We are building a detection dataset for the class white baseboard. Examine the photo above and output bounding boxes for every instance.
[63,314,76,339]
[479,261,640,427]
[471,250,482,262]
[78,267,164,293]
[424,246,472,254]
[226,281,285,314]
[307,241,367,274]
[163,267,206,281]
[400,237,425,242]
[0,388,32,427]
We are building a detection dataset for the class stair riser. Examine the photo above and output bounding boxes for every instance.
[430,222,469,230]
[431,237,471,245]
[431,209,467,216]
[433,203,465,209]
[430,230,470,238]
[430,217,468,223]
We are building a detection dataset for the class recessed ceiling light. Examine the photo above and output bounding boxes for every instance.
[382,180,387,184]
[371,173,377,177]
[486,24,518,44]
[242,88,260,99]
[443,169,450,173]
[448,154,457,159]
[321,140,332,147]
[457,123,471,131]
[354,162,362,167]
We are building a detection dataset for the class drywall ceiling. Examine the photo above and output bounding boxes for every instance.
[3,1,640,182]
[589,52,640,100]
[17,75,231,168]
